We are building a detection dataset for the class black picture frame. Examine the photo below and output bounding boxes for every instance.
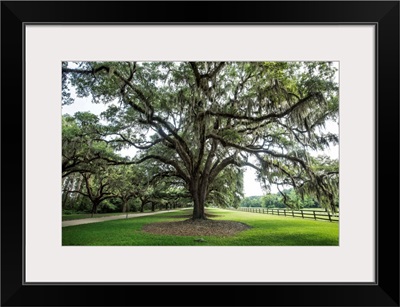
[1,1,399,306]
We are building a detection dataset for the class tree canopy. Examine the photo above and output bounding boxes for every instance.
[62,61,339,219]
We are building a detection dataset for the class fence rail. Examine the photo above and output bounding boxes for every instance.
[237,207,339,222]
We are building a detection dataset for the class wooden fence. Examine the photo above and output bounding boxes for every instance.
[237,207,339,222]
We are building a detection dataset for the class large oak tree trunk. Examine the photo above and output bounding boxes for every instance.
[192,198,206,220]
[191,181,207,220]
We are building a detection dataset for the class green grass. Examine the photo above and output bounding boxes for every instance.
[62,208,339,246]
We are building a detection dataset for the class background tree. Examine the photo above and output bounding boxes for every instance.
[261,193,285,208]
[63,61,339,219]
[67,170,114,217]
[278,189,316,210]
[240,196,263,208]
[108,165,140,217]
[62,172,86,210]
[62,112,121,177]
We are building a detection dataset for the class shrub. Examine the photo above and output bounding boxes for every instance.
[99,200,118,213]
[62,209,74,215]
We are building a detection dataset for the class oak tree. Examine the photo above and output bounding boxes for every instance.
[63,61,339,219]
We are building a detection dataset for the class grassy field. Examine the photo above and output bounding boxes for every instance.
[62,208,339,246]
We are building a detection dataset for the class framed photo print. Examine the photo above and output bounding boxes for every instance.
[1,1,399,306]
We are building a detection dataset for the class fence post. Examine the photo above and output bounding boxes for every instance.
[292,210,294,217]
[284,210,287,217]
[263,209,264,214]
[328,211,332,222]
[301,210,304,218]
[278,209,280,216]
[313,211,316,220]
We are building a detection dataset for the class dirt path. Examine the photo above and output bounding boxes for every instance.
[62,209,184,227]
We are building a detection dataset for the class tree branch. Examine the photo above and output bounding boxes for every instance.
[62,66,110,75]
[209,155,239,183]
[204,93,318,123]
[135,155,190,183]
[207,133,309,172]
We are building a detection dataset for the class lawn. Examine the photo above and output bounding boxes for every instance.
[62,208,339,246]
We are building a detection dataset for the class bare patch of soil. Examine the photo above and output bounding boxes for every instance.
[142,219,251,237]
